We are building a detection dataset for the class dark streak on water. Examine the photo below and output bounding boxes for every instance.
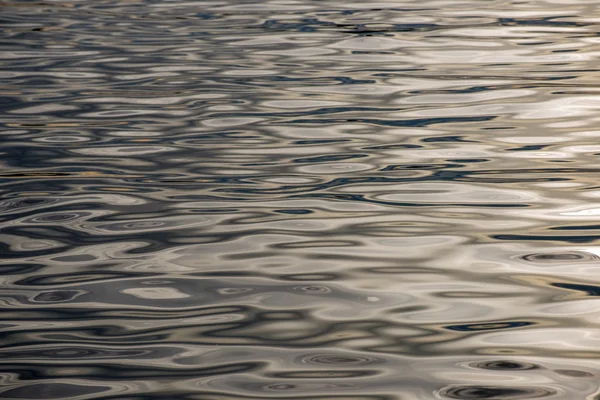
[2,0,600,399]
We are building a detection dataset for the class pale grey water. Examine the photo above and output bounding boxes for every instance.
[2,0,600,399]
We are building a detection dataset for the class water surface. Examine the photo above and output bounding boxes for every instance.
[2,0,600,399]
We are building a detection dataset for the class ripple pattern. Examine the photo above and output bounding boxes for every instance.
[3,0,600,399]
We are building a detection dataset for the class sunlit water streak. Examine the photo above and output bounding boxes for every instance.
[2,0,600,399]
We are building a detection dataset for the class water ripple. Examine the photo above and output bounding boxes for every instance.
[3,0,600,399]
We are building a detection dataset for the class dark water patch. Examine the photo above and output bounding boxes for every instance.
[521,251,600,263]
[551,283,600,297]
[439,385,556,399]
[444,321,534,332]
[472,360,540,371]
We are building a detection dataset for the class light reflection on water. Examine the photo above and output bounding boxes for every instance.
[2,0,600,398]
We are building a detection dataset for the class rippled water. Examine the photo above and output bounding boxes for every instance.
[3,0,600,399]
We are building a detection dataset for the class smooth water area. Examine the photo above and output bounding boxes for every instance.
[2,0,600,399]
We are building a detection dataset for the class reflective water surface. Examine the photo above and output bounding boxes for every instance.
[3,0,600,399]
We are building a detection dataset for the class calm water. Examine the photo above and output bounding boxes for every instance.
[2,0,600,399]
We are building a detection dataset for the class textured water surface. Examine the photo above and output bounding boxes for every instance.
[2,0,600,399]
